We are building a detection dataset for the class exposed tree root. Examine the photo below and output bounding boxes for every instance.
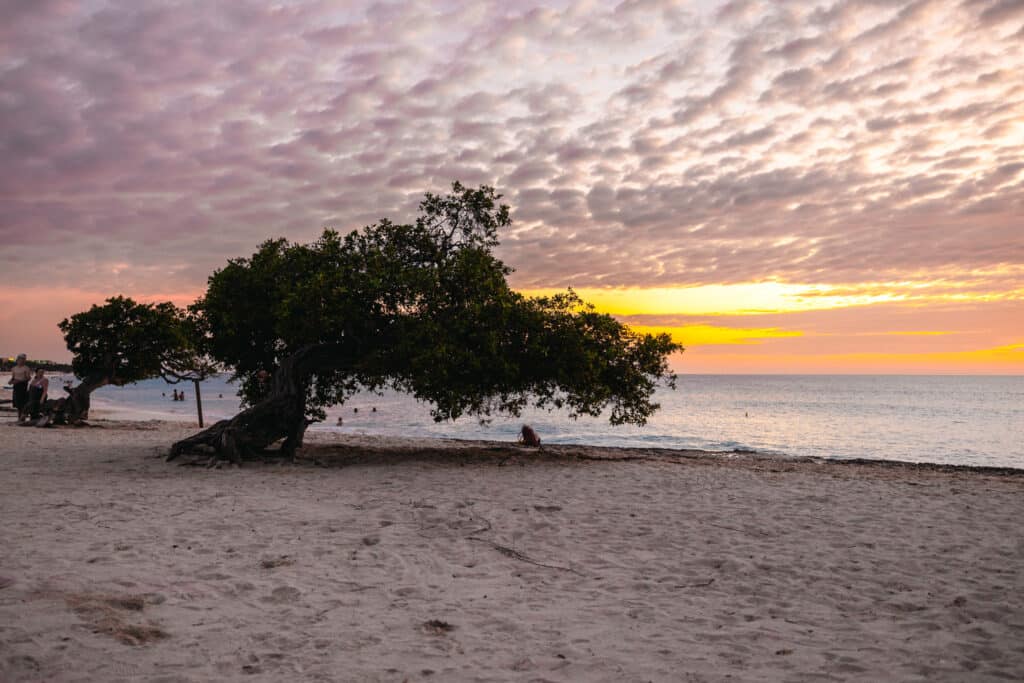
[465,536,583,575]
[168,344,345,464]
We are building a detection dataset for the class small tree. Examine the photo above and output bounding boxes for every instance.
[159,315,221,427]
[171,183,681,462]
[48,297,188,424]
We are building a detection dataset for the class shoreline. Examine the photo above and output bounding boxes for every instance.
[10,412,1024,476]
[289,431,1024,478]
[71,374,1024,470]
[11,373,1024,470]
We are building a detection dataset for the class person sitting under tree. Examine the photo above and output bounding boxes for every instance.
[518,425,542,448]
[26,368,49,421]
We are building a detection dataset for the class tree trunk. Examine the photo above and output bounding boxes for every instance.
[37,374,109,426]
[168,343,345,463]
[193,378,204,427]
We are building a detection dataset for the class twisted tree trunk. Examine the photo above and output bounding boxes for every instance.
[168,343,345,463]
[37,374,109,426]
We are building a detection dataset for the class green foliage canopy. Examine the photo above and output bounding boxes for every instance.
[192,183,681,425]
[59,296,189,385]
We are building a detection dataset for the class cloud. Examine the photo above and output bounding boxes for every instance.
[970,0,1024,26]
[0,0,1021,360]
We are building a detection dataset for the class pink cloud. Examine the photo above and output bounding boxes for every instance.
[0,0,1020,363]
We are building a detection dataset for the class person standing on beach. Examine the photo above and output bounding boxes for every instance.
[26,368,49,420]
[8,354,31,422]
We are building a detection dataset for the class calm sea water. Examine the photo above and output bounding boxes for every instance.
[82,374,1023,469]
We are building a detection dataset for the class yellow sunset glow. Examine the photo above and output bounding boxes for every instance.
[521,277,1024,318]
[522,283,879,315]
[517,279,1023,374]
[629,325,802,346]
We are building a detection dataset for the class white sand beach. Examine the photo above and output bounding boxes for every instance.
[1,418,1022,682]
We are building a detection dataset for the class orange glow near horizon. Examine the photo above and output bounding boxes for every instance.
[519,281,1023,375]
[1,281,1021,375]
[678,343,1024,375]
[0,286,203,362]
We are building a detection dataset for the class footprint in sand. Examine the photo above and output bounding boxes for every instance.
[5,655,41,675]
[261,586,301,604]
[260,555,295,569]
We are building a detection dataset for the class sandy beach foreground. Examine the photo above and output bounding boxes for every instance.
[1,419,1022,682]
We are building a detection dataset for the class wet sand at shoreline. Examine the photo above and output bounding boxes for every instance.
[1,419,1022,681]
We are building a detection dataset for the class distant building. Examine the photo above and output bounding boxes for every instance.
[0,358,74,373]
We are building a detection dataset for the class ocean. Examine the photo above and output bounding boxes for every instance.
[76,374,1024,470]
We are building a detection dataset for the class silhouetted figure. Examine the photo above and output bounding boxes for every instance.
[256,370,270,394]
[27,369,49,420]
[518,425,541,448]
[9,353,31,422]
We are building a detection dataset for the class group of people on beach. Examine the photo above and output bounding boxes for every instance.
[170,389,186,401]
[6,354,49,423]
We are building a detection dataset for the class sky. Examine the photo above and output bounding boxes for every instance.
[1,0,1022,373]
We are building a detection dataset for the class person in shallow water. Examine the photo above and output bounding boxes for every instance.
[8,354,32,422]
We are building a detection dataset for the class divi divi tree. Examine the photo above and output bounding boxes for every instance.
[147,183,677,462]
